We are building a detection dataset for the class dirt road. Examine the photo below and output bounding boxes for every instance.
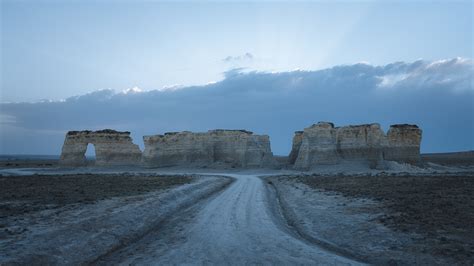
[97,174,363,265]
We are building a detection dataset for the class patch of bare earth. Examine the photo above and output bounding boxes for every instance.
[292,173,474,264]
[0,174,236,264]
[0,174,193,218]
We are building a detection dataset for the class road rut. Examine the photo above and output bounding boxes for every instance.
[98,174,364,265]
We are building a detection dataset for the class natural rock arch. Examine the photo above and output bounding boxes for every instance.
[59,129,142,166]
[84,143,98,165]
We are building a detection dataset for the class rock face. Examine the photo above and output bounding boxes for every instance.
[293,123,339,169]
[59,129,142,166]
[291,122,422,170]
[384,124,422,164]
[336,123,387,167]
[288,131,303,165]
[142,129,274,168]
[59,124,421,169]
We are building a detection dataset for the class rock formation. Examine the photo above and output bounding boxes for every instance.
[293,122,339,169]
[288,131,303,165]
[336,123,387,168]
[142,129,274,168]
[384,124,422,164]
[59,124,421,169]
[291,122,422,170]
[59,129,142,166]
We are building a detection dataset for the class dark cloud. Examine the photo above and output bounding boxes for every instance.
[1,58,472,155]
[223,52,254,62]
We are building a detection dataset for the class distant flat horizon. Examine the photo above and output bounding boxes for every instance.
[1,150,473,159]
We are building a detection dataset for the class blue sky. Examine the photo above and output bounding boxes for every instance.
[1,1,472,101]
[0,1,473,155]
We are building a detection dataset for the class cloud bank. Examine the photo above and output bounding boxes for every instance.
[1,58,473,155]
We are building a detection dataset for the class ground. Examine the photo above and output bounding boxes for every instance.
[0,174,192,217]
[296,174,474,246]
[0,172,232,264]
[267,173,474,265]
[0,154,473,265]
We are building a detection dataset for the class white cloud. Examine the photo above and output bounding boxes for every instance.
[375,57,472,92]
[1,58,472,155]
[159,84,184,91]
[121,86,143,94]
[377,74,409,88]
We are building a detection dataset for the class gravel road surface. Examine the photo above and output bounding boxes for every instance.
[98,174,363,265]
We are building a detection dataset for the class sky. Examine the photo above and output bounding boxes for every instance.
[0,0,473,155]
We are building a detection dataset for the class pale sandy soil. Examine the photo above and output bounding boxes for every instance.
[0,174,232,265]
[0,154,472,265]
[96,174,363,265]
[266,173,474,265]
